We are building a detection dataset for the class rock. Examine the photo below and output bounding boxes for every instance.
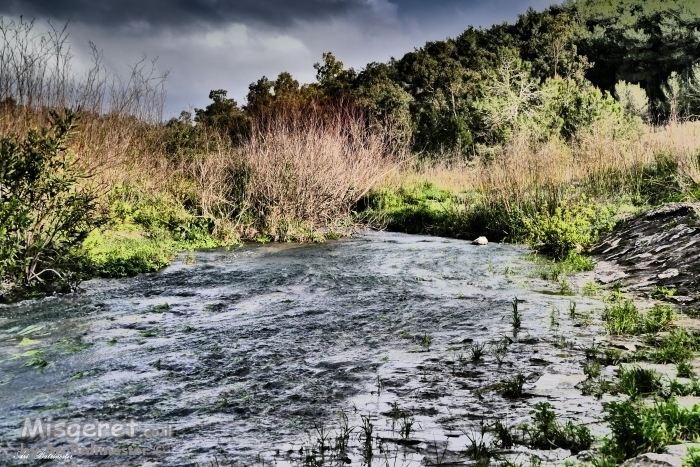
[624,444,700,467]
[658,268,679,279]
[593,203,700,299]
[529,372,588,398]
[675,396,700,410]
[473,236,488,245]
[665,443,700,459]
[623,453,682,467]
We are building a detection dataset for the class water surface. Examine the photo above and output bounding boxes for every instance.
[0,232,608,466]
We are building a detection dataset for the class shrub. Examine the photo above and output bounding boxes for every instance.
[524,195,615,260]
[0,110,101,291]
[614,81,649,120]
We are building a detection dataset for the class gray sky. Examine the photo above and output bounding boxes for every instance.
[0,0,556,116]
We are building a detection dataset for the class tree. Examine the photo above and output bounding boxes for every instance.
[313,52,356,98]
[0,110,101,290]
[194,89,248,142]
[614,80,649,120]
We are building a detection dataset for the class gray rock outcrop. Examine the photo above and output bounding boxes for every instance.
[593,203,700,301]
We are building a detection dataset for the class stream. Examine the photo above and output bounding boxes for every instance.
[0,232,611,466]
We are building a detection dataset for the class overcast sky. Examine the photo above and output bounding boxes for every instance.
[0,0,556,116]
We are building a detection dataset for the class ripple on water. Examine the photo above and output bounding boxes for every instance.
[0,232,609,466]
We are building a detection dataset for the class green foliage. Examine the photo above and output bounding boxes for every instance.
[574,0,700,108]
[616,366,662,397]
[642,304,676,333]
[500,373,526,398]
[602,299,640,335]
[524,195,616,260]
[662,64,700,119]
[648,328,698,364]
[525,402,593,454]
[528,77,635,142]
[615,81,649,120]
[490,402,593,454]
[602,399,700,462]
[676,360,695,379]
[364,182,467,237]
[79,186,219,278]
[651,286,677,299]
[684,447,700,467]
[0,109,101,292]
[194,89,248,142]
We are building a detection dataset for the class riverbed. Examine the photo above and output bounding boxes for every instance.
[0,232,611,466]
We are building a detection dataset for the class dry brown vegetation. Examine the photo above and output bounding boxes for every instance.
[0,18,396,245]
[385,120,700,209]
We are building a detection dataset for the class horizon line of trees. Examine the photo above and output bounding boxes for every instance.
[171,0,700,157]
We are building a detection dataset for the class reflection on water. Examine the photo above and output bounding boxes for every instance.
[0,232,608,466]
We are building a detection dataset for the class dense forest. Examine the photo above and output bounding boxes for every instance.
[181,0,700,156]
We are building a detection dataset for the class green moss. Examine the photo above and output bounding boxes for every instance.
[78,185,223,279]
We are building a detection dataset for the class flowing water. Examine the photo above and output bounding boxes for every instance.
[0,232,611,466]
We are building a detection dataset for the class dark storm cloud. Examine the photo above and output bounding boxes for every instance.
[0,0,556,114]
[0,0,363,30]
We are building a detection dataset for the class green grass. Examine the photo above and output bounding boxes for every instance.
[651,286,677,299]
[601,399,700,462]
[364,182,466,237]
[491,403,592,455]
[647,328,698,364]
[602,299,640,335]
[669,379,700,396]
[642,304,676,333]
[684,447,700,467]
[616,366,662,397]
[500,373,526,399]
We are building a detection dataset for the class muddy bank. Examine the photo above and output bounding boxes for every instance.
[593,202,700,303]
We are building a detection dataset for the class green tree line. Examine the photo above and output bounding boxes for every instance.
[181,0,700,157]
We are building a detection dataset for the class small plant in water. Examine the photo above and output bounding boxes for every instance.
[651,286,677,299]
[642,304,675,333]
[463,421,493,465]
[616,365,662,397]
[649,328,697,364]
[677,360,695,379]
[492,419,515,448]
[602,299,639,335]
[569,301,577,318]
[511,297,521,330]
[559,278,573,295]
[583,280,600,297]
[420,333,432,351]
[550,307,560,328]
[470,342,486,362]
[501,373,526,399]
[583,361,602,379]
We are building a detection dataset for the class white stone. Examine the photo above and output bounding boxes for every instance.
[473,236,488,245]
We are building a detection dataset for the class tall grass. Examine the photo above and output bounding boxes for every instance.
[241,104,394,240]
[375,117,700,254]
[0,18,395,246]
